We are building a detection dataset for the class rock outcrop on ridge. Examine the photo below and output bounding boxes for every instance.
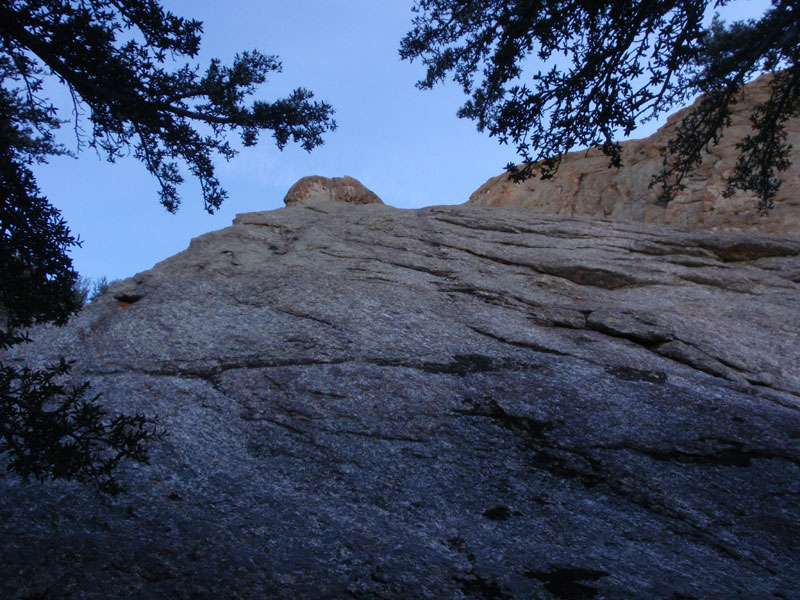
[2,200,799,599]
[469,74,800,237]
[283,174,383,206]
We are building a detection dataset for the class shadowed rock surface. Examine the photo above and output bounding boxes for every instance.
[469,74,800,237]
[2,202,799,599]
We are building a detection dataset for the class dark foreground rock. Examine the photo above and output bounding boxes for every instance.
[2,202,799,599]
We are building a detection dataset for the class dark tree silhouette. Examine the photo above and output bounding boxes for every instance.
[400,0,799,212]
[0,0,336,493]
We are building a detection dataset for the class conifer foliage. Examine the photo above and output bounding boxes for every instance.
[400,0,799,211]
[0,0,336,493]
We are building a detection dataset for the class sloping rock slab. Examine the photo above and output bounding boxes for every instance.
[2,204,799,599]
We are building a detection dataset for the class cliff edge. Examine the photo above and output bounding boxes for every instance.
[469,74,800,237]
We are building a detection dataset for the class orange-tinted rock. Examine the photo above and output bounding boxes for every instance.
[284,175,383,207]
[469,74,800,237]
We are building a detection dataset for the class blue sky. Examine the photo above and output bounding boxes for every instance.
[33,1,771,283]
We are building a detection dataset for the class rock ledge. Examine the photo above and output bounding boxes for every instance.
[468,74,800,237]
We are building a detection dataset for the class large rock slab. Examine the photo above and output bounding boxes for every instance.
[469,74,800,237]
[2,203,799,599]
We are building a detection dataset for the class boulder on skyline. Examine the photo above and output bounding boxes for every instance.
[283,175,383,207]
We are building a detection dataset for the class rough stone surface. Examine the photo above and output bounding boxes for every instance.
[2,203,799,599]
[469,74,800,237]
[283,175,383,206]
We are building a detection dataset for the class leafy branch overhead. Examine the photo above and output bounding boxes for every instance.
[400,0,800,212]
[0,0,337,213]
[1,0,336,494]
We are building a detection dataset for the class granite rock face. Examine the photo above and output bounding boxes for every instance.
[2,202,799,599]
[283,175,383,206]
[469,74,800,237]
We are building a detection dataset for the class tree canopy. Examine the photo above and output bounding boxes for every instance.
[0,0,336,493]
[400,0,800,212]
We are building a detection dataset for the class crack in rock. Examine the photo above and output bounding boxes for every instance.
[374,354,540,376]
[467,325,570,356]
[597,440,800,469]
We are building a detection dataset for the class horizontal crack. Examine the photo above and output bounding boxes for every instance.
[384,260,454,279]
[595,441,800,469]
[316,428,425,444]
[438,284,519,309]
[88,357,352,381]
[374,353,541,376]
[432,241,644,289]
[273,307,340,329]
[430,215,528,234]
[467,326,569,356]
